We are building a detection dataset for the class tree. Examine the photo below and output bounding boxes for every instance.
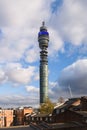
[39,98,55,114]
[58,97,65,103]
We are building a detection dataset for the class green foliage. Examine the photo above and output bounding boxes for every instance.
[39,98,55,114]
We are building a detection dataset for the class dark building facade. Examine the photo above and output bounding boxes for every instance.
[38,22,49,104]
[52,109,87,124]
[81,96,87,111]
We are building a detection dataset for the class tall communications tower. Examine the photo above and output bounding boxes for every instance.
[38,22,49,104]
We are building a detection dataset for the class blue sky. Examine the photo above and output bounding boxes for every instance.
[0,0,87,108]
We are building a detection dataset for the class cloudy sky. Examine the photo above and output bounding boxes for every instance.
[0,0,87,108]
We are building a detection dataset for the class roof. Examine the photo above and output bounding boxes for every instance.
[54,98,80,110]
[75,111,87,117]
[31,114,49,117]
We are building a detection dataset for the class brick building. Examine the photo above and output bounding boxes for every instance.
[14,107,33,125]
[0,109,13,127]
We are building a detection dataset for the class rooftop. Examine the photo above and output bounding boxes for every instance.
[75,111,87,117]
[54,98,80,110]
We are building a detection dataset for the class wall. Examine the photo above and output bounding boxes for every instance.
[0,109,13,127]
[54,110,83,123]
[14,107,33,125]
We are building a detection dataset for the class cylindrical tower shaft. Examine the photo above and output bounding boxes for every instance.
[40,62,48,103]
[38,22,49,104]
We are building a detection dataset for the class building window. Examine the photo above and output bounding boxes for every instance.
[84,118,87,123]
[56,109,59,114]
[49,117,52,121]
[40,117,42,121]
[36,117,38,121]
[61,109,65,113]
[45,117,48,121]
[32,117,34,121]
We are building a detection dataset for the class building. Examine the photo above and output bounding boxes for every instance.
[0,107,33,127]
[53,98,81,115]
[52,109,87,123]
[30,121,87,130]
[26,113,53,124]
[38,22,49,104]
[81,96,87,111]
[0,109,13,127]
[14,107,33,125]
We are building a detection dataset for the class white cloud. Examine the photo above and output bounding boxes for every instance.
[0,69,6,83]
[0,0,53,63]
[48,81,62,102]
[0,94,39,108]
[51,0,87,45]
[48,59,87,100]
[6,66,36,84]
[0,0,87,63]
[25,47,39,63]
[0,63,38,85]
[1,0,86,63]
[34,71,39,81]
[5,62,22,69]
[48,28,63,55]
[58,59,87,95]
[0,0,51,27]
[49,81,58,89]
[26,85,39,93]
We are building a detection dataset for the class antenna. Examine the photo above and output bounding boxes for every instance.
[68,85,73,98]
